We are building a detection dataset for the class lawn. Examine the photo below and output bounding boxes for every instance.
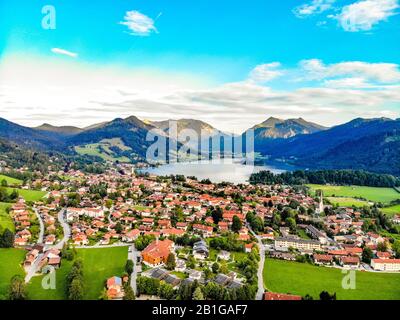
[263,258,400,300]
[4,188,46,202]
[381,205,400,217]
[0,174,22,186]
[308,184,400,204]
[0,248,26,298]
[28,246,129,300]
[75,139,131,163]
[27,260,73,300]
[326,197,370,207]
[0,202,14,232]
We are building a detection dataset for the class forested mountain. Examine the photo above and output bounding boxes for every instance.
[253,118,400,175]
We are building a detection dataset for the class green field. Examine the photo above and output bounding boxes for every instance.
[326,197,370,207]
[0,248,26,298]
[28,246,128,300]
[4,188,46,202]
[308,184,400,204]
[381,205,400,217]
[0,202,14,232]
[0,174,22,186]
[75,138,131,163]
[264,258,400,300]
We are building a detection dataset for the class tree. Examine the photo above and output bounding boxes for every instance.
[212,262,220,274]
[69,278,84,300]
[362,247,373,263]
[0,229,15,248]
[232,216,242,233]
[211,207,223,224]
[115,222,123,234]
[125,260,134,275]
[166,253,176,270]
[192,287,204,300]
[377,241,388,252]
[392,240,400,258]
[8,275,27,300]
[123,284,136,300]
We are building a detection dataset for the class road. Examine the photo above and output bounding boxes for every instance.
[24,253,44,283]
[52,209,71,250]
[128,244,139,295]
[248,224,265,300]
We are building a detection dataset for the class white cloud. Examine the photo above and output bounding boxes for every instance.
[293,0,336,18]
[0,54,399,133]
[51,48,78,58]
[300,59,400,83]
[248,62,284,83]
[323,77,373,88]
[120,11,158,36]
[334,0,399,32]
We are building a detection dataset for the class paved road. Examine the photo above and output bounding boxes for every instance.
[33,207,44,244]
[52,209,71,250]
[248,224,265,300]
[128,244,139,295]
[24,253,44,283]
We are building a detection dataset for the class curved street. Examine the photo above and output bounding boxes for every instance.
[248,223,265,300]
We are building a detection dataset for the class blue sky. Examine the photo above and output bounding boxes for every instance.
[0,0,400,132]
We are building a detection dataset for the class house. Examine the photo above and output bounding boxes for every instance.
[392,215,400,224]
[313,254,333,265]
[245,243,254,253]
[218,250,231,261]
[106,276,124,300]
[44,234,56,245]
[123,229,140,242]
[192,224,213,237]
[371,259,400,271]
[264,292,302,301]
[141,239,174,266]
[193,240,209,260]
[218,221,229,232]
[188,269,203,280]
[340,256,360,268]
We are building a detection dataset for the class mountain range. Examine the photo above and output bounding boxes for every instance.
[0,115,399,175]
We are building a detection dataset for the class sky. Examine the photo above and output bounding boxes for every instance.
[0,0,399,133]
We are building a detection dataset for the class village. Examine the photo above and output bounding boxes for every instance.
[3,162,400,300]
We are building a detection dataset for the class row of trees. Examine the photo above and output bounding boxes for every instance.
[66,259,84,300]
[250,170,400,188]
[137,276,257,300]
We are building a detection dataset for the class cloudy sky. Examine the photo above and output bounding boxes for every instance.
[0,0,399,133]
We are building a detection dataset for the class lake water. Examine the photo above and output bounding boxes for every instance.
[143,159,296,184]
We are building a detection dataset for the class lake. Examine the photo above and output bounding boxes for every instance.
[142,159,296,184]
